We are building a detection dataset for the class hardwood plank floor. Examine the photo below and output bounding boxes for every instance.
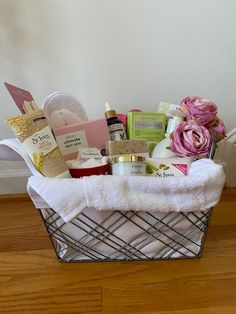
[0,189,235,314]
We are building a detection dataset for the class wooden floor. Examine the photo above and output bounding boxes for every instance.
[0,189,236,314]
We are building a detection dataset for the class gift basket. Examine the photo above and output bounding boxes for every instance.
[0,84,226,262]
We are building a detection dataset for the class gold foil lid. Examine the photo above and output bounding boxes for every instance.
[111,155,145,164]
[105,110,117,119]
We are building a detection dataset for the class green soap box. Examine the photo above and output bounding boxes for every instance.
[127,112,166,143]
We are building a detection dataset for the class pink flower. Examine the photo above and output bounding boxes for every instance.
[180,96,218,126]
[171,122,212,157]
[209,118,226,142]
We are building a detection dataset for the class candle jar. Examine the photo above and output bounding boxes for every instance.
[111,155,146,176]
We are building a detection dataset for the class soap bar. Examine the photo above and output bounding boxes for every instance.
[127,112,166,153]
[106,140,149,156]
[127,112,166,142]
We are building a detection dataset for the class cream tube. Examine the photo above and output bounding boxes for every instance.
[7,109,71,178]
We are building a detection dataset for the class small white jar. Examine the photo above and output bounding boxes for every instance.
[111,155,146,176]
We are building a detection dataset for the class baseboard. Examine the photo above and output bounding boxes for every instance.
[0,161,30,194]
[0,168,31,178]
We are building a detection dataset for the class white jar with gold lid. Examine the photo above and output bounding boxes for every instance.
[111,155,146,176]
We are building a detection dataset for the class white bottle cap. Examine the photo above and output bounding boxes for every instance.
[166,116,183,135]
[105,102,112,111]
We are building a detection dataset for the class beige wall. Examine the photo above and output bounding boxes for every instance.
[0,0,235,138]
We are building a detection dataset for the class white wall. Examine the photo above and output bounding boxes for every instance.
[0,0,235,136]
[0,0,236,192]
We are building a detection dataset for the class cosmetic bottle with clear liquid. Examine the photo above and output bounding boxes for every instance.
[105,102,127,141]
[152,115,183,158]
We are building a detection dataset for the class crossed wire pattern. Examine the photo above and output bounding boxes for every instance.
[39,207,212,262]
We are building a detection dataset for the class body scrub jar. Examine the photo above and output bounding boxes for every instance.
[111,155,146,176]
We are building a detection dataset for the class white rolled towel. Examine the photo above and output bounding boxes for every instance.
[27,159,225,223]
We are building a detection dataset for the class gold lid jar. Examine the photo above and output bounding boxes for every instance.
[111,155,145,164]
[111,155,146,176]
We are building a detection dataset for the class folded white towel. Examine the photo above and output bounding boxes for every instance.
[0,138,41,176]
[27,159,225,223]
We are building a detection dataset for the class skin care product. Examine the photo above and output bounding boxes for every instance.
[7,107,70,177]
[111,155,146,176]
[105,102,127,141]
[152,116,183,158]
[127,112,166,152]
[146,157,192,177]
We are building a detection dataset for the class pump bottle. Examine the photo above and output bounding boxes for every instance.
[151,116,183,158]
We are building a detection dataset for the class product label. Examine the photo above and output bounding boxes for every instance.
[108,123,127,141]
[78,147,102,159]
[112,162,146,176]
[146,157,192,177]
[128,113,165,142]
[23,125,58,158]
[130,163,146,175]
[55,130,88,155]
[135,121,163,129]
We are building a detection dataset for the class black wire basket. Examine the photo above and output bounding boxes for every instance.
[39,206,213,262]
[38,145,216,263]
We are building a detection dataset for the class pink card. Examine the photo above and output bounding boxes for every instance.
[4,82,34,113]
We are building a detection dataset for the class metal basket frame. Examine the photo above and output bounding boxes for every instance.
[39,206,213,262]
[38,145,215,263]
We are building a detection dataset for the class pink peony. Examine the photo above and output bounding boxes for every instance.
[180,96,218,126]
[171,122,212,157]
[208,118,226,142]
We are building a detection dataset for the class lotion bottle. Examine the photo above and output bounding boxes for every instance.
[151,115,183,158]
